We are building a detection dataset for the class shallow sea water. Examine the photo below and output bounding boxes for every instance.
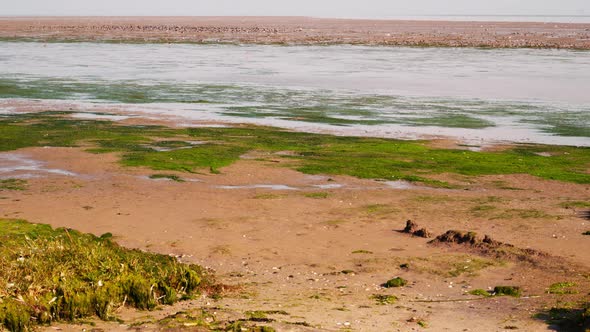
[0,42,589,145]
[0,153,77,178]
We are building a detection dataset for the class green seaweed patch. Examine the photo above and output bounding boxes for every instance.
[209,166,221,174]
[527,118,590,138]
[148,174,185,182]
[0,219,213,331]
[470,205,553,220]
[99,232,113,240]
[352,250,373,254]
[2,114,590,186]
[122,144,247,173]
[583,231,590,236]
[0,112,174,153]
[362,203,399,214]
[548,282,578,295]
[304,192,329,199]
[493,286,522,297]
[244,311,272,321]
[0,78,237,105]
[157,310,214,330]
[244,310,288,322]
[371,294,398,305]
[222,104,392,126]
[468,289,492,297]
[417,319,429,328]
[187,127,590,185]
[408,114,495,129]
[560,201,590,209]
[224,111,389,127]
[0,179,27,191]
[491,209,553,220]
[253,193,284,199]
[382,277,408,288]
[246,310,288,317]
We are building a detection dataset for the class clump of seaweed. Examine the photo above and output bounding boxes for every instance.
[468,289,492,297]
[304,192,328,199]
[0,179,27,191]
[547,282,578,295]
[0,219,215,331]
[225,322,276,332]
[157,310,214,330]
[400,220,432,238]
[382,277,408,288]
[371,294,398,305]
[493,286,522,297]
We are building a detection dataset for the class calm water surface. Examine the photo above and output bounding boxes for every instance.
[0,42,589,145]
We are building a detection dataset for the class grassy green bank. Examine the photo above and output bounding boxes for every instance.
[0,219,212,332]
[1,111,589,186]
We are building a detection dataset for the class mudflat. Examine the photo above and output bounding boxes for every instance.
[0,111,589,331]
[1,16,590,48]
[1,17,589,331]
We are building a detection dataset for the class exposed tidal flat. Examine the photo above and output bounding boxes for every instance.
[0,111,589,330]
[2,17,590,49]
[0,37,590,331]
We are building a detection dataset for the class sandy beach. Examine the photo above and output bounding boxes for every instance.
[1,16,590,48]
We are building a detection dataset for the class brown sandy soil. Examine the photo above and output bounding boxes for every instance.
[1,16,590,49]
[1,139,589,331]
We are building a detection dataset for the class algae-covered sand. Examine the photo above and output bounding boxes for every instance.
[0,112,589,331]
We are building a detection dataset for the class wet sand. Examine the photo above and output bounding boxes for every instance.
[1,139,589,331]
[2,16,590,48]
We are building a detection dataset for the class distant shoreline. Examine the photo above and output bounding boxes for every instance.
[317,15,590,24]
[2,14,590,23]
[1,16,589,49]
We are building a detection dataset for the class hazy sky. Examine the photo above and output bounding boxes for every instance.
[2,0,589,17]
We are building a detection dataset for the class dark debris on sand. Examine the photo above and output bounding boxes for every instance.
[400,220,432,238]
[428,230,555,267]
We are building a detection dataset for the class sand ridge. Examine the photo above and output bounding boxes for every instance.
[1,16,590,48]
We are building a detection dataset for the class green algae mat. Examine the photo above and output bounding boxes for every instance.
[1,111,589,186]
